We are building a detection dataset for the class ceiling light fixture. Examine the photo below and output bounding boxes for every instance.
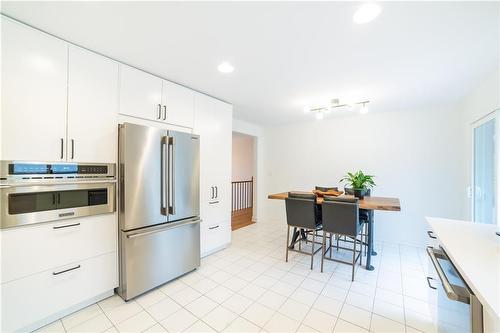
[217,62,234,73]
[304,99,371,119]
[360,102,369,114]
[353,3,382,24]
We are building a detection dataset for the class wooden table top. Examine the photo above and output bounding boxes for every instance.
[268,192,401,211]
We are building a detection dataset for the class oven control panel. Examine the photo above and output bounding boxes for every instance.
[0,161,115,183]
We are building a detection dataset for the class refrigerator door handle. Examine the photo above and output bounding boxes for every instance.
[126,218,201,239]
[161,136,168,216]
[168,136,175,215]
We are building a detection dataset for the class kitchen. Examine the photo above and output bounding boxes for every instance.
[0,2,499,333]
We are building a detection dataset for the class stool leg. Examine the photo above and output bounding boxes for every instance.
[351,238,356,281]
[286,225,290,262]
[359,234,363,266]
[310,229,315,270]
[321,232,326,272]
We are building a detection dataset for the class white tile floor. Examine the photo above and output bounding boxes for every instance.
[36,220,443,333]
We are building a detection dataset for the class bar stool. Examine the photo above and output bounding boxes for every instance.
[315,186,339,192]
[321,196,363,281]
[344,187,371,256]
[285,192,323,269]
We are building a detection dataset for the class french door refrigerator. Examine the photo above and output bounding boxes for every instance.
[117,122,200,301]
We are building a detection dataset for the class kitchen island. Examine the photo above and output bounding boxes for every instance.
[426,217,500,332]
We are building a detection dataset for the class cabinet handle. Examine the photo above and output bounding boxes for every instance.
[53,222,80,230]
[209,201,219,205]
[157,104,162,119]
[427,231,437,239]
[71,139,75,160]
[60,138,64,159]
[163,105,167,120]
[211,186,214,199]
[215,186,218,198]
[53,264,81,276]
[426,276,437,290]
[209,225,219,230]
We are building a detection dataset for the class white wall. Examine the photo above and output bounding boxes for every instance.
[261,107,466,247]
[232,134,255,181]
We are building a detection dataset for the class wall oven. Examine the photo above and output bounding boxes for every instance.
[0,161,116,229]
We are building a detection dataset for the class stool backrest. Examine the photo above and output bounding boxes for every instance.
[322,196,360,236]
[285,192,318,229]
[315,186,338,192]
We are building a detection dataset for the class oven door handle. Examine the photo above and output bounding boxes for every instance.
[426,246,469,303]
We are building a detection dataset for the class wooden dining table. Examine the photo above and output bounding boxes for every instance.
[268,191,401,270]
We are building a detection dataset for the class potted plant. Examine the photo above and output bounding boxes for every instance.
[339,170,376,199]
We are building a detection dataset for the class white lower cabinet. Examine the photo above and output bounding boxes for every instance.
[1,251,117,333]
[0,214,118,332]
[1,214,117,284]
[200,220,231,256]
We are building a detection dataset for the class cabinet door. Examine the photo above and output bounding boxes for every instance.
[67,47,119,163]
[194,94,232,224]
[213,101,233,221]
[1,18,68,161]
[162,80,194,128]
[119,64,163,121]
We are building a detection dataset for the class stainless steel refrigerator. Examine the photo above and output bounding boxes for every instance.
[117,122,200,301]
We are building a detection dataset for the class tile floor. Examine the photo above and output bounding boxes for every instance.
[36,221,444,333]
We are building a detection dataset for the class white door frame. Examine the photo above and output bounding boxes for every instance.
[470,108,499,224]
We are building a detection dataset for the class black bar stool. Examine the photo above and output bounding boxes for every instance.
[321,196,363,281]
[285,192,323,269]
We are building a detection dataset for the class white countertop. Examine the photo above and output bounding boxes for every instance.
[426,217,500,318]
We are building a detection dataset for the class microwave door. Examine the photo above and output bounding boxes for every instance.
[119,123,168,231]
[167,131,200,222]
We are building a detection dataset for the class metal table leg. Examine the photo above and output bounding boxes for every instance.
[366,210,375,271]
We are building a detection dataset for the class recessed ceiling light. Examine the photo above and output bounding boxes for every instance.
[353,3,382,24]
[217,62,234,73]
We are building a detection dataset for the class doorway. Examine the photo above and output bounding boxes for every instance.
[231,132,256,230]
[471,110,498,225]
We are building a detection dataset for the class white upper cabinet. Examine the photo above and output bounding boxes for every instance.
[119,64,194,128]
[1,18,68,161]
[67,47,119,163]
[161,80,194,128]
[119,65,163,121]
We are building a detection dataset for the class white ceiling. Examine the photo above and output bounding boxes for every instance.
[2,1,499,125]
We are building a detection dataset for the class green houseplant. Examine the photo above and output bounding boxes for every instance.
[339,170,376,199]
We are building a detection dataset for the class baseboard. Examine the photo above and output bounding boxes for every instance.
[19,289,115,333]
[201,242,229,258]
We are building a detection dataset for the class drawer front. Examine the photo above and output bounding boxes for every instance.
[119,220,200,300]
[1,214,117,283]
[1,251,117,333]
[201,219,230,256]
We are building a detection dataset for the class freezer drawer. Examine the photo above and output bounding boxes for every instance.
[118,219,200,301]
